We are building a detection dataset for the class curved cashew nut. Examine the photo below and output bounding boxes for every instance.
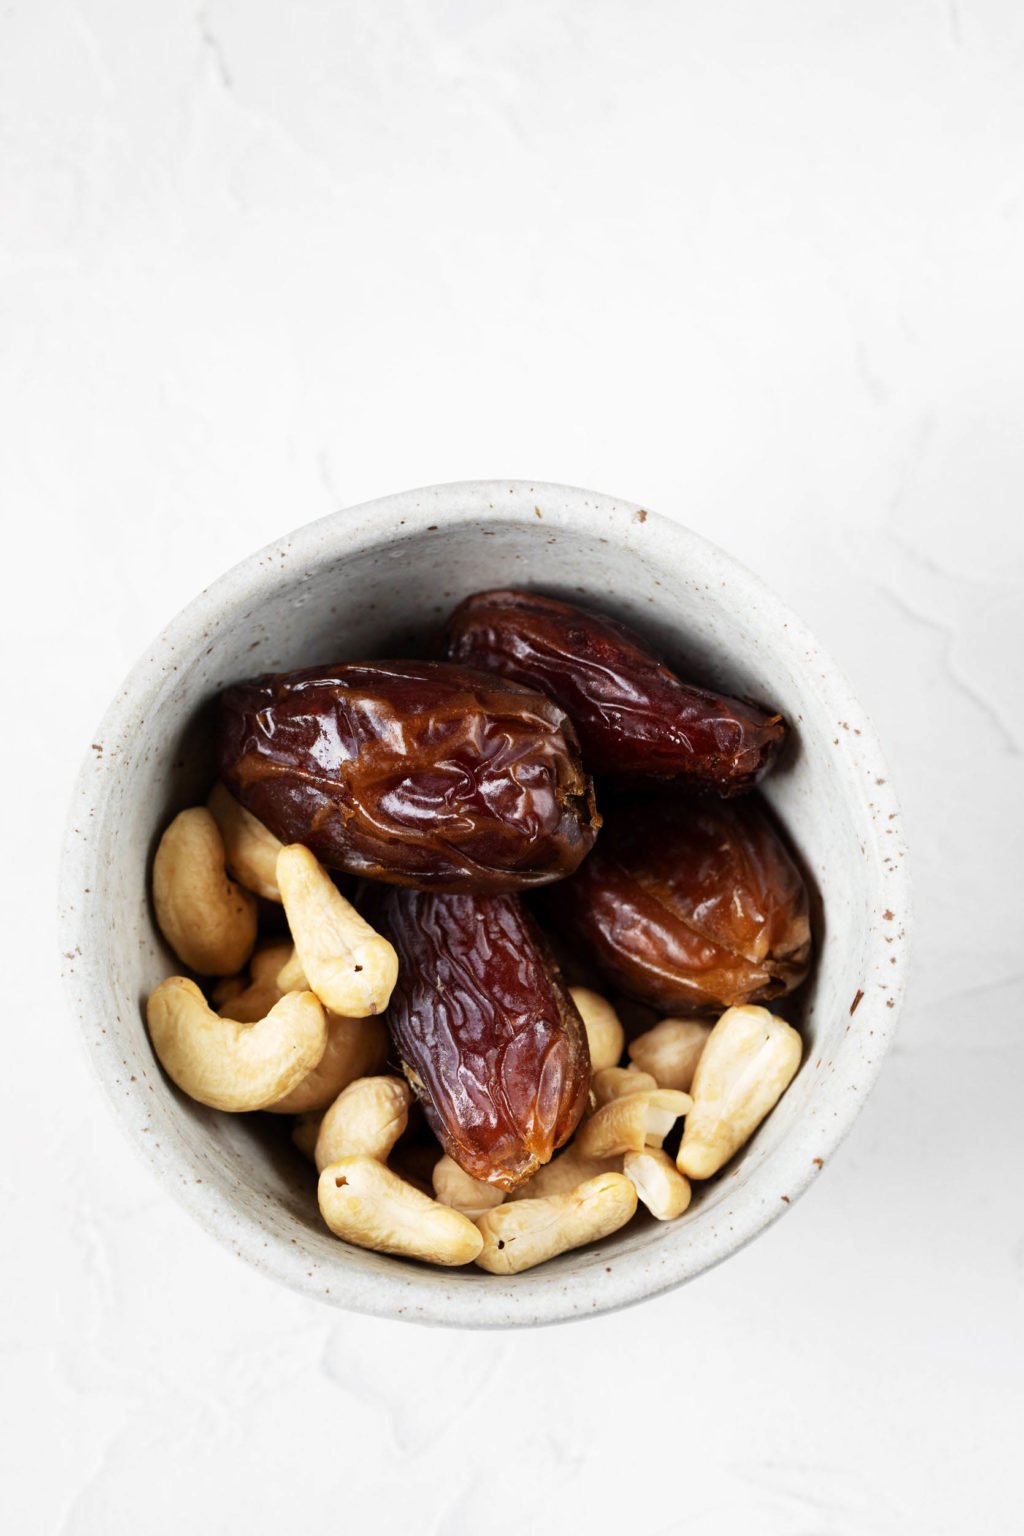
[623,1149,692,1221]
[432,1154,506,1220]
[628,1018,713,1093]
[291,1111,323,1162]
[265,1014,389,1115]
[677,1006,801,1180]
[313,1075,412,1169]
[577,1087,692,1158]
[277,845,398,1016]
[152,808,258,976]
[211,975,247,1008]
[206,782,283,901]
[475,1172,638,1274]
[252,944,292,983]
[275,946,310,994]
[146,976,326,1111]
[507,1142,621,1201]
[318,1156,484,1266]
[218,940,293,1023]
[570,988,626,1074]
[591,1066,657,1109]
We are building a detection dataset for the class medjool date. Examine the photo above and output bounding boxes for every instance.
[217,660,599,893]
[446,589,785,793]
[361,884,590,1189]
[546,795,811,1014]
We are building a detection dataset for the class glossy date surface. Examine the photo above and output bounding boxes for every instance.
[361,885,591,1189]
[217,660,599,892]
[546,795,812,1015]
[446,589,785,793]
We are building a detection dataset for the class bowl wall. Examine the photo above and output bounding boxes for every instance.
[60,482,909,1326]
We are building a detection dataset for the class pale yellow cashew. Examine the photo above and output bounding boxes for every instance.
[216,941,386,1114]
[432,1154,506,1220]
[507,1142,621,1201]
[276,845,398,1016]
[628,1018,713,1093]
[623,1149,692,1220]
[475,1172,638,1275]
[266,1013,389,1114]
[591,1066,657,1109]
[569,988,625,1073]
[146,976,326,1112]
[318,1156,484,1266]
[252,944,292,982]
[677,1006,802,1180]
[313,1075,412,1169]
[577,1087,692,1158]
[275,946,310,993]
[291,1111,323,1161]
[218,940,293,1023]
[152,808,258,975]
[206,782,283,901]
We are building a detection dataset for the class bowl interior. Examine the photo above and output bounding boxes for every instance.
[63,485,906,1325]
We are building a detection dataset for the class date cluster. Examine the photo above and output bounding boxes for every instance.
[216,589,811,1190]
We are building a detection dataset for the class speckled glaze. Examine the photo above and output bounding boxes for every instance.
[58,483,910,1327]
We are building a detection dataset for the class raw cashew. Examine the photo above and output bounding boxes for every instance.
[211,975,247,1007]
[628,1018,713,1093]
[623,1149,692,1220]
[266,1013,389,1114]
[277,845,398,1016]
[432,1154,505,1220]
[578,1087,692,1158]
[570,988,625,1073]
[314,1075,412,1169]
[591,1066,657,1109]
[146,976,327,1112]
[475,1172,638,1275]
[152,808,258,975]
[276,946,310,994]
[218,940,293,1023]
[677,1005,802,1180]
[291,1112,323,1161]
[252,944,293,983]
[318,1156,484,1266]
[206,781,283,901]
[507,1143,621,1201]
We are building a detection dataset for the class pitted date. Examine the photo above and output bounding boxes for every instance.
[361,885,591,1189]
[217,660,599,893]
[546,795,811,1014]
[445,589,785,793]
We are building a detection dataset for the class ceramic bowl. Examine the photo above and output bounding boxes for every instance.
[59,482,909,1326]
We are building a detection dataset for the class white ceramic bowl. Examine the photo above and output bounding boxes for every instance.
[59,482,909,1327]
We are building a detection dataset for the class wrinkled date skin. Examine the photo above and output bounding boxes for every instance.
[361,885,591,1189]
[446,589,786,794]
[218,660,599,892]
[546,795,812,1015]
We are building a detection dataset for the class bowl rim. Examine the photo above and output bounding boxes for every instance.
[58,480,911,1327]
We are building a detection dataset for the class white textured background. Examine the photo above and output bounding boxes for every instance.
[3,2,1023,1531]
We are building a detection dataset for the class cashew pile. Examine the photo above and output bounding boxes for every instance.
[147,794,396,1119]
[145,787,803,1274]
